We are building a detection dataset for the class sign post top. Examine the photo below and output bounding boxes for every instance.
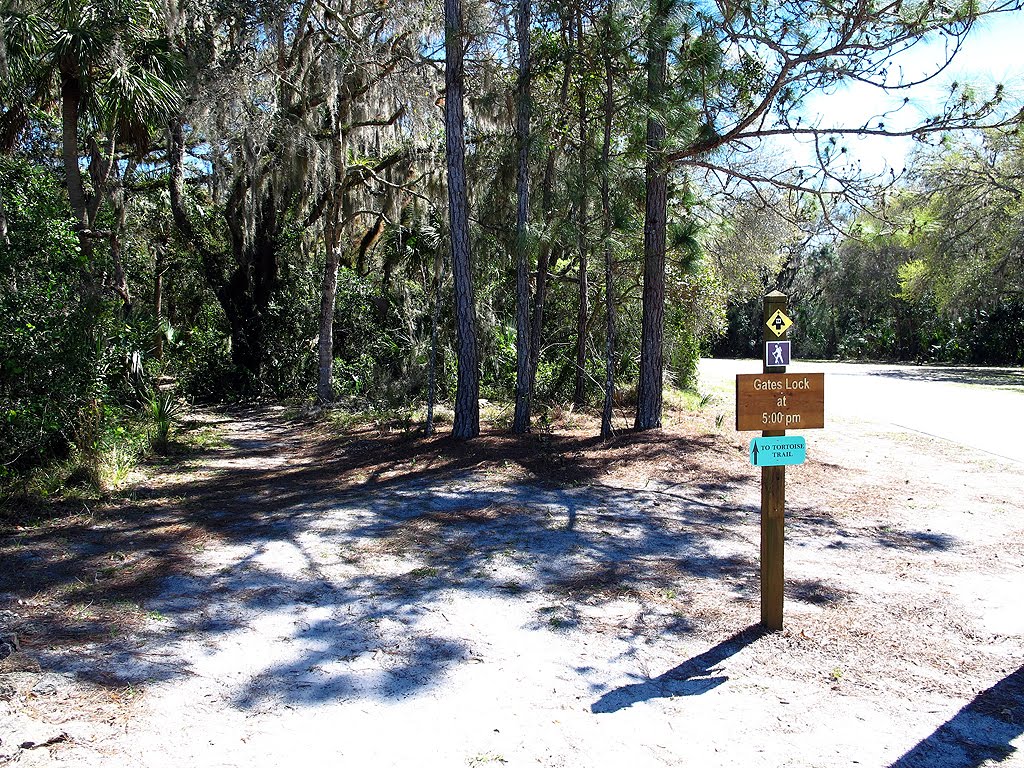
[763,292,791,373]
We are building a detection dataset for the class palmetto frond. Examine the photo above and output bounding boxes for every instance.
[103,59,182,142]
[3,0,183,128]
[0,6,47,85]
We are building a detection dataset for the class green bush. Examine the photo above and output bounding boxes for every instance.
[0,159,162,490]
[0,159,93,476]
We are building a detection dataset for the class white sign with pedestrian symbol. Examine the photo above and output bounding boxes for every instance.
[766,341,791,367]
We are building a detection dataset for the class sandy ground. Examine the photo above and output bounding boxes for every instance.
[1,376,1023,767]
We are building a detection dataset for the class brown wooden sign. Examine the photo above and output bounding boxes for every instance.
[735,373,825,431]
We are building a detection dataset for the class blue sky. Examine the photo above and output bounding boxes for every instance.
[792,9,1024,174]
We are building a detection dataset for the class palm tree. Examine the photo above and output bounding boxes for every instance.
[1,0,182,289]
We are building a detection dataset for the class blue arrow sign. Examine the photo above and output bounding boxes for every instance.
[749,436,807,466]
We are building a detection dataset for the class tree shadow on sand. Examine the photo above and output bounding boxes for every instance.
[0,408,972,710]
[890,664,1024,768]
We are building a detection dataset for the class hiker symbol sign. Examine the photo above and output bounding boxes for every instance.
[766,341,790,367]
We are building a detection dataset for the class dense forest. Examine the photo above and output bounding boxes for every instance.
[2,0,1023,488]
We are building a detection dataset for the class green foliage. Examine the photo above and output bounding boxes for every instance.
[666,255,726,390]
[330,266,423,405]
[767,130,1024,366]
[739,190,1024,365]
[169,301,235,402]
[257,235,321,398]
[898,131,1024,319]
[4,0,185,134]
[0,158,91,475]
[0,159,171,490]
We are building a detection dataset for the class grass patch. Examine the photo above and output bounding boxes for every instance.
[468,754,508,766]
[407,566,440,580]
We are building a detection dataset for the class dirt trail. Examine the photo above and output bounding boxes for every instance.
[2,405,1023,767]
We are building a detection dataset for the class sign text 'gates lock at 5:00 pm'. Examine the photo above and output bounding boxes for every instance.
[735,373,825,432]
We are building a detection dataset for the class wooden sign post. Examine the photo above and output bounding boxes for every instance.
[761,291,787,631]
[734,291,825,631]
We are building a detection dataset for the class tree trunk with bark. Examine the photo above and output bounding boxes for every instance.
[528,159,555,402]
[445,0,480,438]
[60,70,92,264]
[600,21,616,439]
[219,219,279,391]
[317,224,341,403]
[511,0,533,434]
[154,247,164,363]
[426,246,445,435]
[109,164,133,316]
[0,192,9,247]
[634,0,670,431]
[572,11,590,408]
[169,121,281,393]
[317,143,347,404]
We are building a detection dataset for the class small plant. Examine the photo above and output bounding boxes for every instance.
[144,388,182,453]
[830,667,844,682]
[119,683,139,699]
[699,392,714,408]
[715,413,726,429]
[100,443,138,488]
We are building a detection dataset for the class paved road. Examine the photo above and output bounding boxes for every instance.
[699,359,1024,465]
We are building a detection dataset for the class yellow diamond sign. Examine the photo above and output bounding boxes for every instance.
[766,309,793,337]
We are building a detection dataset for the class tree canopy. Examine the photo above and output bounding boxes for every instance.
[2,0,1022,485]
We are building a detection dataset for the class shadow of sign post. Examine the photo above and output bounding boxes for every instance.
[590,626,766,714]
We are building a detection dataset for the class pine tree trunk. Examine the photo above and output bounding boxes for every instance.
[634,0,670,431]
[511,0,533,434]
[154,249,164,363]
[600,26,616,440]
[110,171,132,316]
[109,223,131,314]
[573,11,589,408]
[0,191,9,247]
[445,0,480,438]
[317,142,347,404]
[528,177,553,401]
